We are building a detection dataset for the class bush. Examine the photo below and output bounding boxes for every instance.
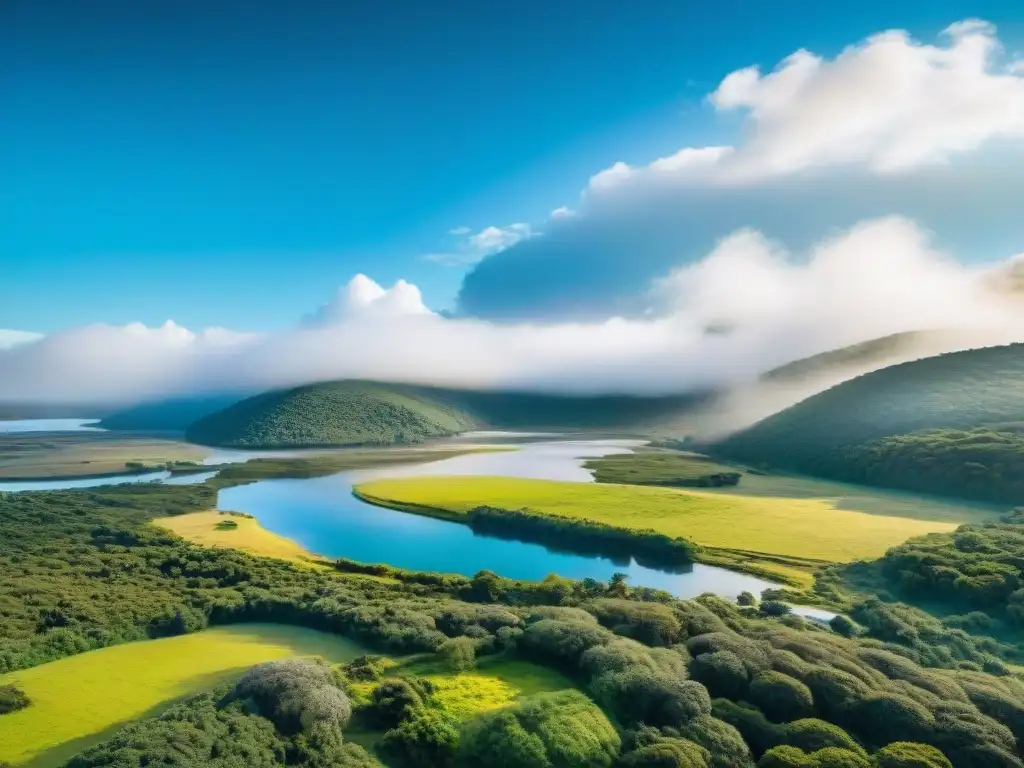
[760,602,792,618]
[226,659,352,735]
[757,746,811,767]
[748,672,814,723]
[439,636,476,672]
[457,690,620,768]
[620,736,711,767]
[712,699,786,757]
[519,619,612,669]
[0,685,29,715]
[782,720,864,756]
[379,708,460,767]
[872,743,953,768]
[803,668,872,723]
[676,715,754,768]
[589,599,683,647]
[343,655,390,682]
[829,616,857,638]
[691,651,750,699]
[591,669,710,728]
[852,693,934,748]
[368,678,426,729]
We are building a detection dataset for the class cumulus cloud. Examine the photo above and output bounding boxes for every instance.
[0,330,44,350]
[457,19,1024,320]
[4,220,1024,407]
[304,274,432,326]
[424,222,534,267]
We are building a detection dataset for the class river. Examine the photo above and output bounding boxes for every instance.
[0,427,787,601]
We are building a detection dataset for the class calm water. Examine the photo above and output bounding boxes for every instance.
[0,418,104,433]
[219,439,782,600]
[0,469,218,493]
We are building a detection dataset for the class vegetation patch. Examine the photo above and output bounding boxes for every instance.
[353,476,960,564]
[186,380,479,448]
[156,510,326,567]
[0,625,367,767]
[585,449,742,488]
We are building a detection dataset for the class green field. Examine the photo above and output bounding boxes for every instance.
[0,624,367,768]
[355,475,973,564]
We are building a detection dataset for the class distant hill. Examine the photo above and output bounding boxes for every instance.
[185,381,479,448]
[98,395,245,432]
[759,329,993,384]
[183,380,712,449]
[716,343,1024,503]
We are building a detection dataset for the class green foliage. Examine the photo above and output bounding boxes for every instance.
[690,650,750,699]
[748,671,815,723]
[466,506,701,568]
[0,686,29,715]
[367,678,426,729]
[439,637,477,672]
[829,616,858,638]
[342,655,390,682]
[589,599,684,646]
[718,343,1024,504]
[619,727,710,767]
[457,690,620,768]
[64,686,380,768]
[379,708,460,768]
[97,395,243,431]
[224,658,352,735]
[585,451,741,489]
[186,381,479,448]
[675,715,754,768]
[872,742,952,768]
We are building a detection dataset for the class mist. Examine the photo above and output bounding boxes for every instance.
[3,217,1024,430]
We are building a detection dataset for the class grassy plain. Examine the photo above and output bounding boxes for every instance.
[584,449,741,487]
[355,475,973,565]
[154,510,328,567]
[0,624,366,768]
[0,432,208,479]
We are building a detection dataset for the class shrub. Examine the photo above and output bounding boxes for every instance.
[760,601,792,618]
[852,693,934,748]
[686,632,770,676]
[676,715,754,768]
[379,708,460,768]
[342,655,390,682]
[439,636,476,672]
[872,743,953,768]
[368,678,425,729]
[808,747,870,768]
[748,672,814,723]
[712,699,786,757]
[0,685,29,715]
[690,651,750,699]
[581,638,688,679]
[803,668,872,722]
[226,659,352,735]
[519,619,611,669]
[782,720,864,757]
[757,746,811,767]
[457,690,620,768]
[591,669,710,728]
[620,737,711,767]
[589,599,683,647]
[829,616,857,638]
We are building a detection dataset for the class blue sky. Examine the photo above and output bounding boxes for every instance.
[3,0,1023,333]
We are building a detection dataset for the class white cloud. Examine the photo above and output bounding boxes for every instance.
[304,274,432,325]
[0,330,44,350]
[550,206,576,219]
[425,222,534,267]
[460,19,1024,320]
[4,218,1024,408]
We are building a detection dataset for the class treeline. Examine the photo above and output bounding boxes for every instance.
[877,509,1024,626]
[466,505,701,568]
[586,451,742,489]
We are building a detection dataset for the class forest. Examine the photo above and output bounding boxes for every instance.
[2,481,1024,766]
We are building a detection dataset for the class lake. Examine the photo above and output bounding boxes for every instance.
[219,437,783,600]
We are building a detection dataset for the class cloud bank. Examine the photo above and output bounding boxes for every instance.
[457,20,1024,320]
[4,217,1024,405]
[0,330,44,350]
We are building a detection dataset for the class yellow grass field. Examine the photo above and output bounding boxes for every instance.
[355,475,965,564]
[0,433,208,479]
[0,624,366,768]
[155,510,328,567]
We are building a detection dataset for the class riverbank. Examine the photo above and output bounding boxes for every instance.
[352,475,968,587]
[154,510,333,568]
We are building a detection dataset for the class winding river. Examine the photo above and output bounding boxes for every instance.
[0,425,784,600]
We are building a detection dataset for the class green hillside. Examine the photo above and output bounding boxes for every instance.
[717,343,1024,502]
[185,381,479,448]
[98,394,244,431]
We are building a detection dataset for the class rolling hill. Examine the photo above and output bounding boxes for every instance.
[716,343,1024,503]
[97,394,245,431]
[185,381,479,448]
